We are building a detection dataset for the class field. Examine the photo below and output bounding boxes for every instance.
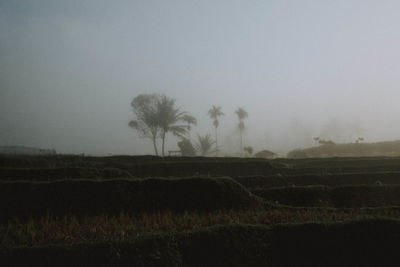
[1,155,400,266]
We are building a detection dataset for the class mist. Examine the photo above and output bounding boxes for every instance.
[2,0,400,156]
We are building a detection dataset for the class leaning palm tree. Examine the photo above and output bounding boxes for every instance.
[156,95,192,156]
[208,105,224,156]
[235,107,248,156]
[195,134,215,156]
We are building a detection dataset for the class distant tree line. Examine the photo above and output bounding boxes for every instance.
[129,94,251,157]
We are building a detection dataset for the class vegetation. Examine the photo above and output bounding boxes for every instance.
[1,219,400,266]
[194,134,215,156]
[252,185,400,207]
[208,105,224,156]
[287,139,400,158]
[177,138,196,156]
[129,94,195,156]
[235,107,248,156]
[0,177,259,221]
[2,209,400,248]
[3,155,400,265]
[182,114,197,140]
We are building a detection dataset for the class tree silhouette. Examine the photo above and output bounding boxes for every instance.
[208,105,224,156]
[129,94,161,155]
[129,94,192,156]
[177,138,196,156]
[235,107,248,156]
[156,95,191,156]
[195,134,215,156]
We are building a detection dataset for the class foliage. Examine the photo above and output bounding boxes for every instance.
[182,115,197,131]
[287,140,400,158]
[129,94,161,155]
[156,95,193,156]
[177,138,196,157]
[235,107,248,122]
[208,105,224,155]
[235,107,248,156]
[129,94,195,156]
[195,134,215,156]
[207,105,224,129]
[313,137,336,145]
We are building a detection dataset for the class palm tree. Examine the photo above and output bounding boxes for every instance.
[156,95,191,156]
[208,105,224,156]
[235,107,248,156]
[130,94,194,156]
[195,134,215,156]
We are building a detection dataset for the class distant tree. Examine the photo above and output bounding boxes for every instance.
[129,94,161,155]
[355,137,364,144]
[129,94,193,156]
[195,134,215,156]
[208,105,224,156]
[177,138,196,156]
[235,107,248,156]
[313,137,335,145]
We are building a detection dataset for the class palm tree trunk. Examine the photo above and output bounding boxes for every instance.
[240,129,243,157]
[152,137,159,156]
[161,133,166,157]
[215,127,218,156]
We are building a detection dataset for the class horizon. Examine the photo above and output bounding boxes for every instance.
[2,1,400,156]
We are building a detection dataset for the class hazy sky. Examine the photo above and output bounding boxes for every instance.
[2,0,400,155]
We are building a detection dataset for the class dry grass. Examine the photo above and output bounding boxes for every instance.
[2,207,399,248]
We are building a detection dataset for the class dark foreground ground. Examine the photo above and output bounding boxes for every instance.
[1,155,400,266]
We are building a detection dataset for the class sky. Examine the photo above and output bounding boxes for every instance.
[1,0,400,156]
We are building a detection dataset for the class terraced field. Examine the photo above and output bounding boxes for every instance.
[1,155,400,266]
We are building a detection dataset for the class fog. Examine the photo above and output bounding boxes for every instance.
[2,0,400,156]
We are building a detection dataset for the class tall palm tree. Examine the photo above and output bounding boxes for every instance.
[195,134,215,156]
[235,107,248,156]
[156,95,190,156]
[208,105,224,156]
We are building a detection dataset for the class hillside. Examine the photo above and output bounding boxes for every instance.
[287,140,400,158]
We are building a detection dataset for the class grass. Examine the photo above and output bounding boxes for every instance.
[3,155,400,265]
[2,206,400,248]
[0,177,261,221]
[252,185,400,207]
